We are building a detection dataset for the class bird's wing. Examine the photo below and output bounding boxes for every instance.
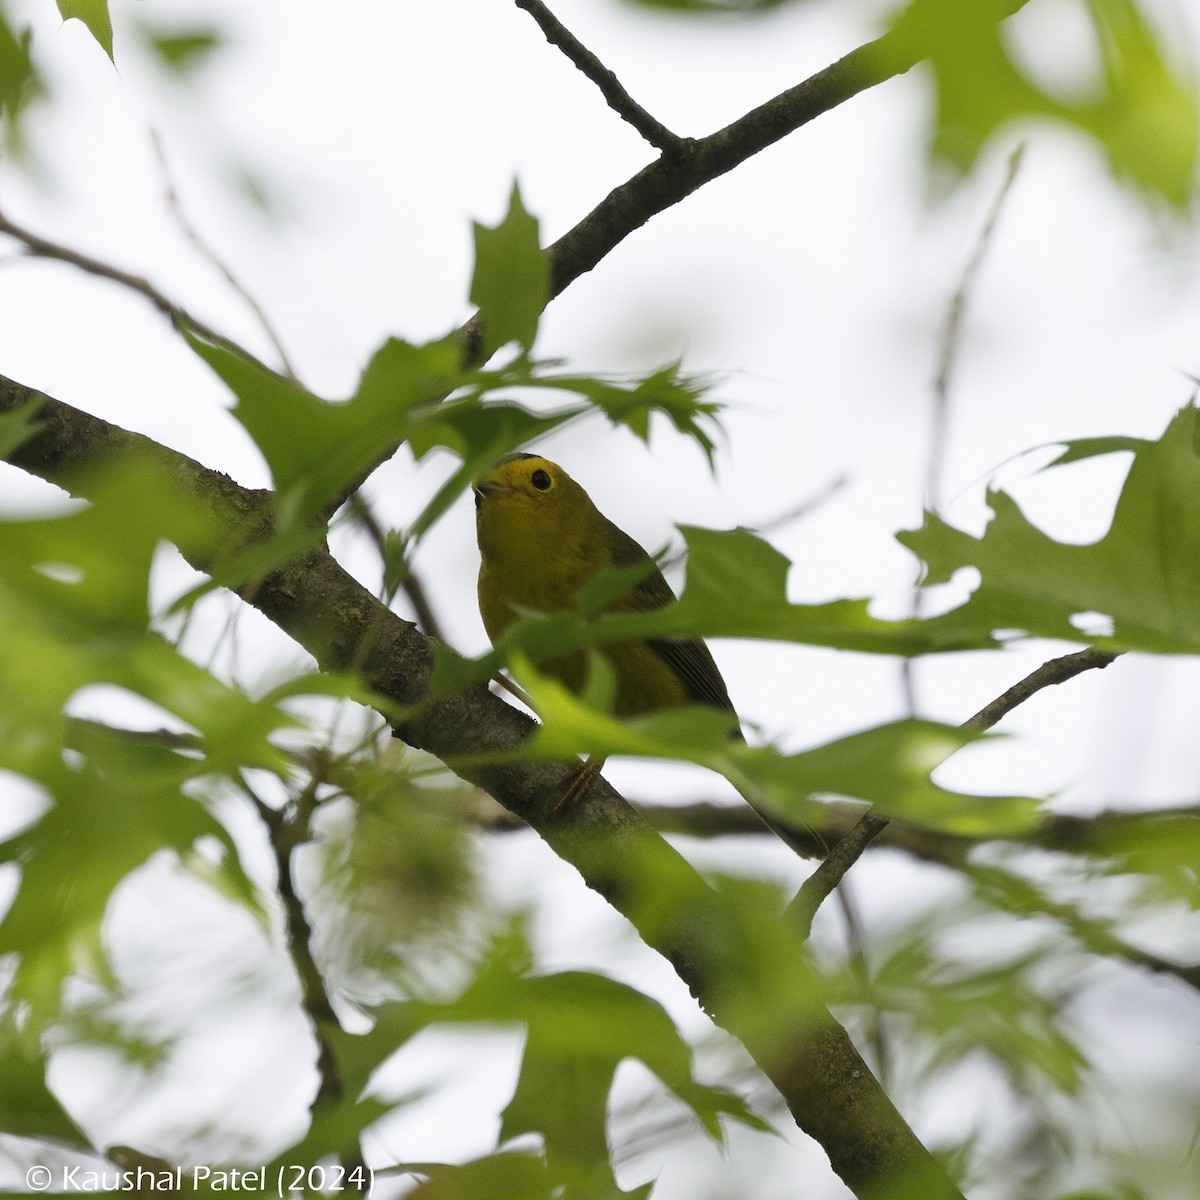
[604,519,739,719]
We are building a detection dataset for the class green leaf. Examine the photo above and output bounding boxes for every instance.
[267,1094,397,1171]
[136,24,225,75]
[0,1011,88,1144]
[189,330,461,521]
[340,929,762,1194]
[0,749,239,1026]
[470,183,549,355]
[56,0,114,60]
[901,403,1200,653]
[1037,435,1145,470]
[531,364,721,465]
[512,663,1039,835]
[434,523,996,699]
[402,358,719,541]
[404,1152,557,1200]
[887,0,1198,205]
[0,15,43,144]
[498,972,761,1157]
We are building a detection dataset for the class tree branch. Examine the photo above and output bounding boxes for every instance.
[787,811,891,937]
[965,646,1120,731]
[513,0,681,151]
[542,1,1029,298]
[246,781,345,1108]
[0,371,962,1200]
[0,205,288,379]
[789,646,1125,935]
[461,0,1033,359]
[150,129,301,382]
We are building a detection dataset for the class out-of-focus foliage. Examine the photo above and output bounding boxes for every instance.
[0,6,42,151]
[0,0,1198,1198]
[621,0,1199,206]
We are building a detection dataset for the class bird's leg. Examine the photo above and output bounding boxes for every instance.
[553,755,606,813]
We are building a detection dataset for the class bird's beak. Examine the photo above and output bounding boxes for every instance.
[472,478,507,507]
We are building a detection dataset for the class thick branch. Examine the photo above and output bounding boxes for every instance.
[543,0,1030,300]
[0,372,960,1200]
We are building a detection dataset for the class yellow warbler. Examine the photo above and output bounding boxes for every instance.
[473,453,739,776]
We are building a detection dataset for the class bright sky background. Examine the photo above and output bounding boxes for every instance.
[2,0,1200,1196]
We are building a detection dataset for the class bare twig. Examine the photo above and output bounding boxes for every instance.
[240,774,344,1110]
[927,143,1025,514]
[787,810,890,936]
[788,646,1121,934]
[513,0,681,152]
[965,646,1119,731]
[343,490,450,643]
[747,473,849,538]
[151,129,301,382]
[0,204,285,378]
[903,143,1026,714]
[836,883,892,1087]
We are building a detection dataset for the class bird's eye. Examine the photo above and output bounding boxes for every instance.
[531,469,552,491]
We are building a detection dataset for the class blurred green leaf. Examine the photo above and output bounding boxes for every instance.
[826,906,1090,1096]
[497,972,764,1158]
[887,0,1198,204]
[335,927,763,1194]
[404,1152,557,1200]
[0,14,42,145]
[471,183,549,355]
[135,22,225,75]
[901,403,1200,653]
[509,662,1039,835]
[268,1093,396,1171]
[1069,808,1200,905]
[0,748,239,1026]
[0,1010,88,1143]
[56,0,114,60]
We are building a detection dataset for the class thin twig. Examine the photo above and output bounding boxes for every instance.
[513,0,682,152]
[786,810,890,936]
[965,646,1119,731]
[0,204,286,379]
[241,774,344,1110]
[788,646,1121,935]
[927,143,1025,514]
[836,882,892,1087]
[151,128,301,382]
[903,143,1026,714]
[343,490,450,643]
[747,473,849,538]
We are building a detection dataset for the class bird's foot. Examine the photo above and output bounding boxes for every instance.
[553,758,603,814]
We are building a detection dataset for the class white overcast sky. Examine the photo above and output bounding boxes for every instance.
[2,0,1200,1197]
